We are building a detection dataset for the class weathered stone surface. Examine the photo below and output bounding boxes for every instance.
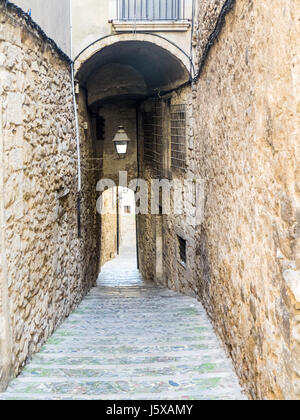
[0,4,100,389]
[138,0,300,401]
[0,0,299,402]
[6,92,23,125]
[0,251,246,400]
[283,270,300,302]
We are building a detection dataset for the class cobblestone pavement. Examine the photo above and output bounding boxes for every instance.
[0,248,246,400]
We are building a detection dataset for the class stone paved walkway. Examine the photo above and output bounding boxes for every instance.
[0,249,245,400]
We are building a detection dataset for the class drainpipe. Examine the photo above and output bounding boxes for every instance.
[135,104,140,269]
[70,0,82,194]
[71,63,82,194]
[116,187,120,255]
[70,0,82,237]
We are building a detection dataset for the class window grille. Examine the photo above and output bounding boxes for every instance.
[170,104,186,171]
[117,0,185,21]
[142,111,154,163]
[142,100,164,178]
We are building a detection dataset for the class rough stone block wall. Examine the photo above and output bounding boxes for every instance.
[138,100,167,284]
[101,213,117,267]
[100,189,117,267]
[138,0,300,400]
[193,0,228,67]
[138,188,156,283]
[0,3,99,387]
[192,0,299,400]
[100,102,138,185]
[89,101,139,266]
[138,90,197,297]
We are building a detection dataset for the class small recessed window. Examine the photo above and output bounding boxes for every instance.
[124,206,131,214]
[177,235,187,265]
[96,116,105,141]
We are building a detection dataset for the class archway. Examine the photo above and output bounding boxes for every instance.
[75,33,192,282]
[75,34,191,99]
[75,33,191,100]
[100,187,137,268]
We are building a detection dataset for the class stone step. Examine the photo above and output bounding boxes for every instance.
[20,361,233,380]
[61,319,209,329]
[72,305,204,313]
[39,341,220,355]
[0,387,245,400]
[46,333,215,346]
[4,373,240,397]
[64,309,206,317]
[51,328,213,338]
[10,371,234,383]
[30,349,227,365]
[64,316,208,323]
[54,328,212,338]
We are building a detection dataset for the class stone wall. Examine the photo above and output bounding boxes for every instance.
[0,3,99,389]
[119,188,136,250]
[100,187,136,267]
[137,0,300,400]
[100,189,117,267]
[100,101,138,185]
[192,0,299,400]
[138,89,197,296]
[1,0,299,400]
[89,100,138,266]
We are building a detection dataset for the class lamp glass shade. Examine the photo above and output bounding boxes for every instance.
[112,126,131,158]
[115,142,128,156]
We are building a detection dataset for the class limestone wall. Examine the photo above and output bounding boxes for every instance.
[138,0,300,400]
[1,0,299,401]
[0,3,99,388]
[100,189,117,267]
[100,101,138,185]
[192,0,299,400]
[138,89,196,295]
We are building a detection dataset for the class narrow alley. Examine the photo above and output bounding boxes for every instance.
[0,246,244,400]
[1,0,299,401]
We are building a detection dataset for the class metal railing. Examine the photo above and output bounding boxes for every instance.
[116,0,185,21]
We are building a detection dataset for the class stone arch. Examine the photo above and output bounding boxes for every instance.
[74,33,192,95]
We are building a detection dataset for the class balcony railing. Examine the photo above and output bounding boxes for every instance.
[116,0,185,21]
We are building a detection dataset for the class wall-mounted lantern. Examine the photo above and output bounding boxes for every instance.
[112,126,130,159]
